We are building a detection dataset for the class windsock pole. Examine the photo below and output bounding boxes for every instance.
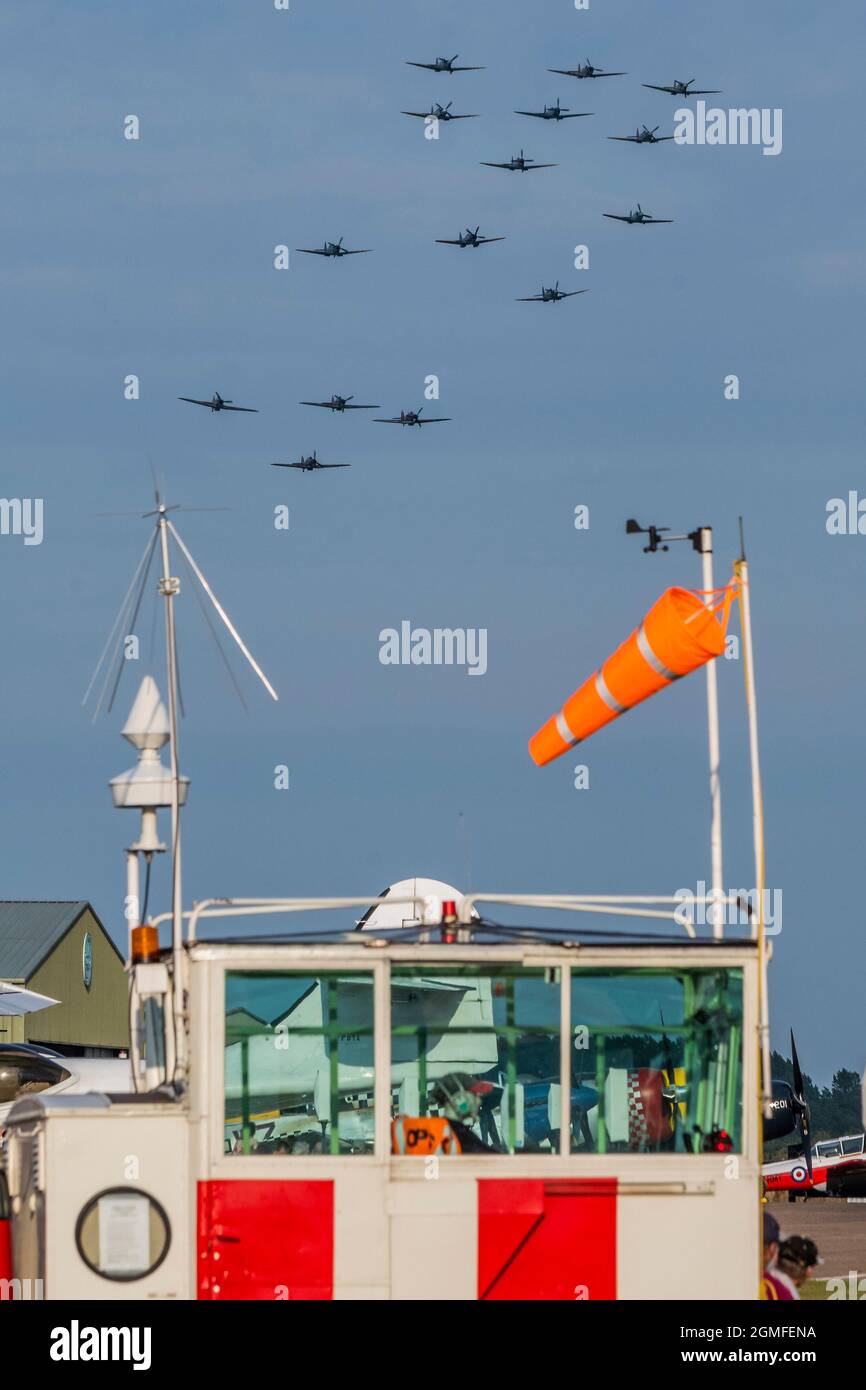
[734,524,772,1118]
[699,529,724,940]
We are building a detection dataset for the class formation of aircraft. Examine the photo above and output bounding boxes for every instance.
[405,54,484,74]
[402,101,478,123]
[217,48,722,471]
[516,282,588,303]
[480,149,557,172]
[296,238,371,258]
[548,58,626,80]
[300,394,379,412]
[271,452,349,472]
[643,78,721,96]
[435,227,505,248]
[604,204,673,224]
[374,408,450,428]
[178,392,257,413]
[514,99,592,122]
[609,125,674,144]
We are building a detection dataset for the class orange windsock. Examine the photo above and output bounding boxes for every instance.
[529,585,734,767]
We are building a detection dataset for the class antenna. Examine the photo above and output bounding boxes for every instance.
[87,485,279,1083]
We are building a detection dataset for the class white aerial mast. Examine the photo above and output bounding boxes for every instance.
[86,486,278,1086]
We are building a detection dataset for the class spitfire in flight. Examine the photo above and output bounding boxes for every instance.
[402,102,478,122]
[435,227,505,248]
[514,99,592,122]
[272,452,350,472]
[405,54,485,74]
[609,125,674,144]
[374,408,450,428]
[548,58,626,80]
[516,283,588,303]
[603,204,673,224]
[300,395,380,412]
[643,78,721,96]
[178,392,257,413]
[296,239,371,258]
[480,149,557,172]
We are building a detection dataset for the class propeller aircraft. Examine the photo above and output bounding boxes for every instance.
[435,227,505,248]
[516,282,588,303]
[178,392,258,413]
[609,125,674,144]
[405,55,485,74]
[514,99,592,121]
[548,58,626,80]
[295,239,371,258]
[271,452,350,472]
[643,78,721,96]
[300,395,379,413]
[402,102,478,122]
[480,149,557,172]
[603,204,673,224]
[373,408,450,428]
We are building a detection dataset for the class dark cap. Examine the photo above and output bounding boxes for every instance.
[763,1210,780,1245]
[779,1235,822,1269]
[447,1071,494,1095]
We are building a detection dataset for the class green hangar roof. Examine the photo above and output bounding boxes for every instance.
[0,902,121,981]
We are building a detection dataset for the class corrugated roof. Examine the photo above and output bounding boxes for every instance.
[0,902,90,979]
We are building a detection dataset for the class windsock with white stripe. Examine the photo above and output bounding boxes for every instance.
[529,586,732,767]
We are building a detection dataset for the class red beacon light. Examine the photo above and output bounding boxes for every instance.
[704,1128,734,1153]
[440,899,458,943]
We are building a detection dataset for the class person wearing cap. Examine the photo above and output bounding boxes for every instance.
[760,1210,795,1300]
[777,1236,821,1296]
[391,1072,498,1156]
[431,1072,498,1154]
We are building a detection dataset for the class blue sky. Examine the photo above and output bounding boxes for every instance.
[0,0,863,1083]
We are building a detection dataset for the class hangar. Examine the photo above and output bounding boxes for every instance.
[0,901,128,1053]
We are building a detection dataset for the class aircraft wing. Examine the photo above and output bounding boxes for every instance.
[221,404,258,412]
[315,463,350,468]
[272,462,305,469]
[295,248,328,255]
[445,113,479,120]
[436,238,465,245]
[480,161,511,168]
[645,217,673,223]
[524,162,558,170]
[178,397,212,407]
[373,417,404,424]
[341,249,371,255]
[514,110,545,118]
[417,417,450,424]
[688,89,721,95]
[300,401,333,408]
[516,295,544,301]
[405,62,436,70]
[343,403,379,409]
[477,236,505,243]
[642,83,676,93]
[402,110,433,118]
[608,136,640,142]
[559,112,593,118]
[603,213,631,221]
[561,290,589,297]
[451,65,484,72]
[593,71,627,77]
[547,69,580,77]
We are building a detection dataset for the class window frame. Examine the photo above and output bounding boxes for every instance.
[206,946,753,1167]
